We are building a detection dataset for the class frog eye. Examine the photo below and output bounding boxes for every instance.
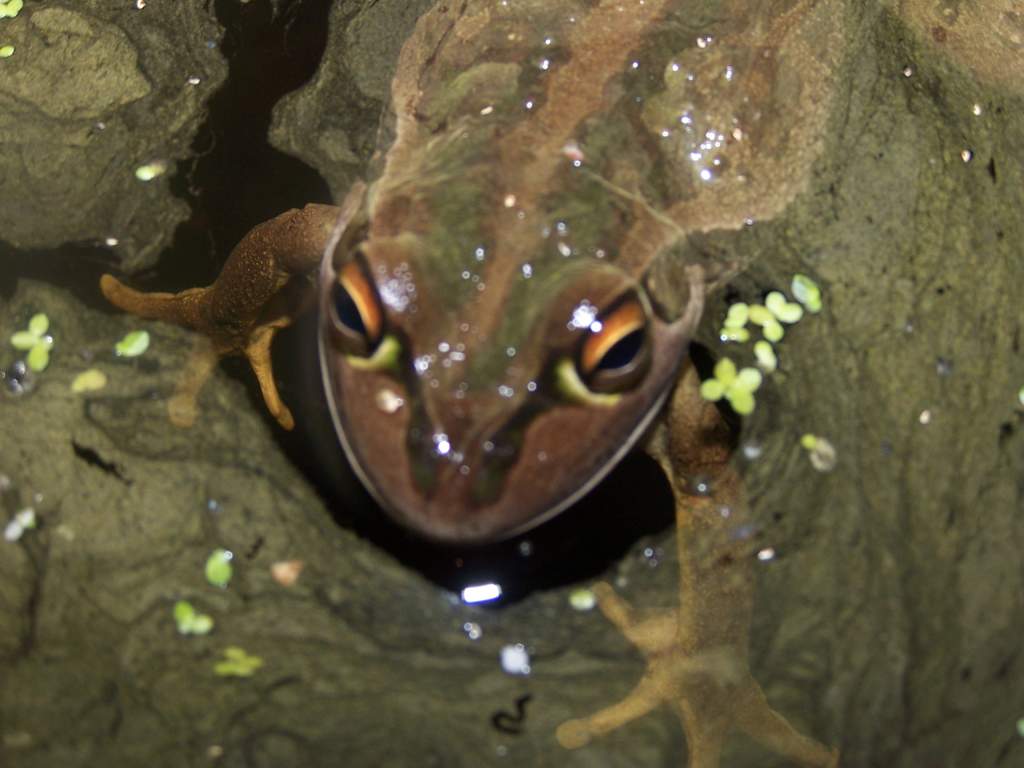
[329,259,383,356]
[577,299,650,393]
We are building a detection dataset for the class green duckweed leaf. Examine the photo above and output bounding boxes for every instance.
[569,587,596,611]
[173,600,195,625]
[725,387,755,415]
[723,302,749,329]
[699,378,725,401]
[10,331,37,350]
[205,549,234,588]
[214,646,263,677]
[762,318,785,343]
[26,344,49,372]
[71,368,107,393]
[134,161,167,182]
[719,326,750,343]
[735,367,763,392]
[27,313,48,336]
[712,357,737,386]
[115,330,150,357]
[754,340,777,372]
[0,0,23,20]
[747,304,773,326]
[765,291,804,324]
[791,274,822,313]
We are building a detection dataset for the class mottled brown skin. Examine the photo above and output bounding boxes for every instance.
[557,364,839,768]
[99,1,842,764]
[99,223,840,767]
[101,202,343,429]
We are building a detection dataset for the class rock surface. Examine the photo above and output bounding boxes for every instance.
[1,2,1023,767]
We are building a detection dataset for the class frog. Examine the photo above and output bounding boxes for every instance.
[100,1,844,764]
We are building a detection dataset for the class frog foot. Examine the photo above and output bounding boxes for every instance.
[556,583,839,768]
[99,275,296,430]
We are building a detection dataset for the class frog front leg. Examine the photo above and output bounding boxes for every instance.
[100,187,362,429]
[557,363,839,768]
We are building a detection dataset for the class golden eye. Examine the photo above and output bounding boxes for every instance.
[577,299,649,393]
[330,260,383,356]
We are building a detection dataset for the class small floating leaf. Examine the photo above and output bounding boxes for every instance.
[800,433,837,472]
[723,302,749,329]
[214,646,263,677]
[569,587,597,611]
[754,340,777,372]
[791,274,822,313]
[0,0,23,19]
[10,331,37,350]
[205,548,234,588]
[134,161,167,182]
[26,344,49,372]
[725,387,755,415]
[719,326,750,343]
[762,318,785,343]
[0,45,14,58]
[174,600,214,635]
[713,357,737,385]
[699,378,725,401]
[71,368,108,393]
[735,367,763,392]
[764,291,804,324]
[114,330,150,357]
[27,313,48,336]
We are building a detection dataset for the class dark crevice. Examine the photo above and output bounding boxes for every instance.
[71,440,132,485]
[1,0,335,305]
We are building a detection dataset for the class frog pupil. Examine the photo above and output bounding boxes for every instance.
[333,283,367,338]
[596,329,643,371]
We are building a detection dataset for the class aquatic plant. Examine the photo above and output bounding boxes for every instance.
[0,0,23,19]
[791,274,823,313]
[114,330,150,357]
[214,647,263,677]
[800,434,837,472]
[205,549,234,588]
[173,600,214,635]
[70,368,108,393]
[3,508,35,542]
[699,357,762,415]
[10,313,53,372]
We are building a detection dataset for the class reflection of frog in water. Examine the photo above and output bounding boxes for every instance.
[101,2,843,764]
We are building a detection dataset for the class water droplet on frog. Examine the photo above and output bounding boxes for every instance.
[687,475,713,496]
[742,441,762,460]
[935,357,953,376]
[375,388,405,414]
[206,498,221,514]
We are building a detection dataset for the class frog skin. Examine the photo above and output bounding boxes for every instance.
[100,1,844,765]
